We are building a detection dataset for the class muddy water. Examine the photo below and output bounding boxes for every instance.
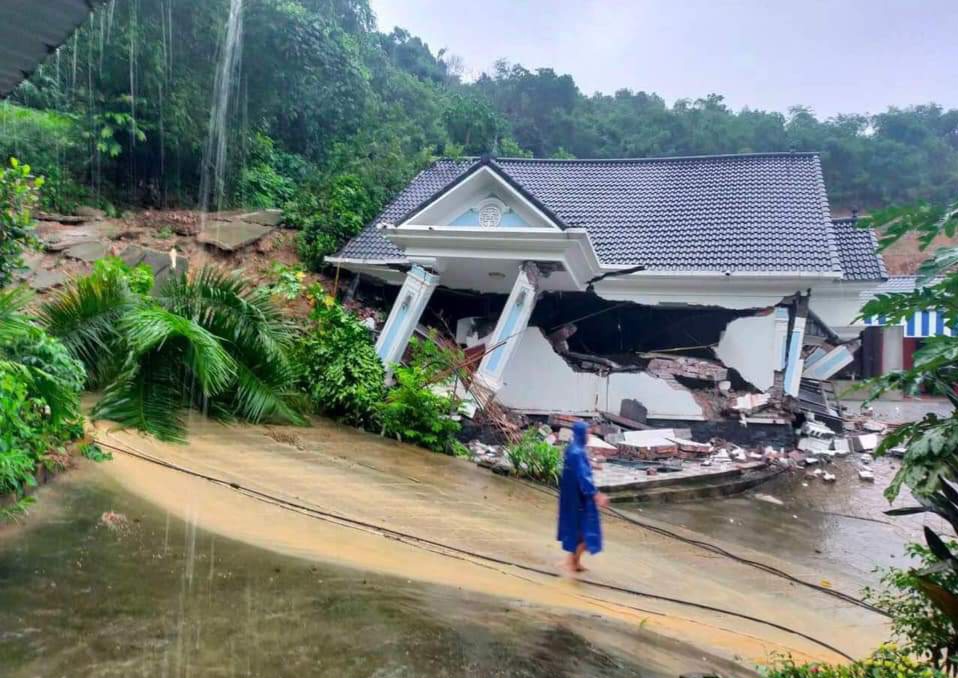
[0,468,730,678]
[631,456,938,591]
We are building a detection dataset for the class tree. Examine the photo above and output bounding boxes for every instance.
[0,158,43,288]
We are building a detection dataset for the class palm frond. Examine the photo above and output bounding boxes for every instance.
[93,351,187,442]
[39,271,136,386]
[123,307,236,398]
[228,361,307,426]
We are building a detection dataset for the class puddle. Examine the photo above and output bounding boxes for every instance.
[0,468,729,678]
[629,456,940,590]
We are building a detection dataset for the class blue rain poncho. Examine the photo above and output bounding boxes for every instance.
[556,421,603,554]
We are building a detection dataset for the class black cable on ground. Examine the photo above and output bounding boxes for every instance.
[515,478,889,617]
[96,437,864,661]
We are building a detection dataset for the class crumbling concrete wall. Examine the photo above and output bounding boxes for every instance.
[496,328,704,419]
[714,312,777,391]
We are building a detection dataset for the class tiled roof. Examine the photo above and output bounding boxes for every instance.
[832,218,887,281]
[336,153,885,280]
[859,275,942,302]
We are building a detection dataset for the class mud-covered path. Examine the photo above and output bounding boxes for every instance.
[94,417,889,668]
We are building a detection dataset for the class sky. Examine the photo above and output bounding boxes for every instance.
[370,0,958,118]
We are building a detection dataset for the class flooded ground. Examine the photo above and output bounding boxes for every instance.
[0,467,743,678]
[633,455,937,592]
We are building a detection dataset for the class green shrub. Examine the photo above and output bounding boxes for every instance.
[0,105,87,213]
[506,429,562,485]
[0,157,43,288]
[293,173,376,268]
[863,541,958,667]
[763,644,944,678]
[295,293,384,428]
[234,133,304,208]
[0,288,85,512]
[379,337,462,454]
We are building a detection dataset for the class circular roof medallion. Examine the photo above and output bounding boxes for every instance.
[478,203,502,228]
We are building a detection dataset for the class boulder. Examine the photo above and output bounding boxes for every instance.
[64,241,109,263]
[197,220,273,252]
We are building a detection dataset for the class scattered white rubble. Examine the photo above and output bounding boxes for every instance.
[831,438,851,456]
[858,468,875,482]
[801,419,834,439]
[860,453,874,465]
[798,437,832,455]
[822,471,836,482]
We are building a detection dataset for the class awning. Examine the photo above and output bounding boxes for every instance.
[0,1,99,99]
[864,310,955,338]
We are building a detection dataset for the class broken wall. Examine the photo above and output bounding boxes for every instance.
[496,328,705,419]
[714,312,778,391]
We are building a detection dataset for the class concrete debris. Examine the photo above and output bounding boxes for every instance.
[832,438,851,456]
[801,418,834,439]
[558,428,573,443]
[858,468,875,482]
[798,437,831,454]
[646,355,728,383]
[802,341,860,381]
[860,453,874,465]
[848,433,880,453]
[729,392,772,415]
[862,420,888,434]
[822,471,836,482]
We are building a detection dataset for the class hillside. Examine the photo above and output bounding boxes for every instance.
[1,0,955,272]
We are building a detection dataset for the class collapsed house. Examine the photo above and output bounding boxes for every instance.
[330,153,886,457]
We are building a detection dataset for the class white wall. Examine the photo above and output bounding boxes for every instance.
[496,328,704,419]
[714,313,777,391]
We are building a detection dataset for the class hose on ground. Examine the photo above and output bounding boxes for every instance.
[95,437,868,662]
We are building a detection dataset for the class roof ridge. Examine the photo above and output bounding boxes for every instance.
[435,151,821,164]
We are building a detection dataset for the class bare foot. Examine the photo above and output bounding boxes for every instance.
[575,564,588,573]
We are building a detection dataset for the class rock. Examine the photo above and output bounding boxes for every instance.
[37,212,86,224]
[197,220,273,252]
[75,206,106,219]
[492,458,514,475]
[858,468,875,482]
[64,241,108,263]
[120,244,188,288]
[360,317,377,331]
[237,208,283,226]
[822,471,836,482]
[28,269,67,291]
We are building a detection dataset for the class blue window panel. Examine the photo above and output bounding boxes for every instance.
[450,209,479,226]
[906,313,917,338]
[921,311,930,337]
[499,211,528,227]
[936,312,946,337]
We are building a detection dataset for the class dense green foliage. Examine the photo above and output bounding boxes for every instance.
[0,287,85,518]
[40,260,305,441]
[295,293,384,427]
[857,197,958,672]
[0,158,43,288]
[505,430,562,485]
[379,336,463,454]
[763,644,944,678]
[2,0,955,267]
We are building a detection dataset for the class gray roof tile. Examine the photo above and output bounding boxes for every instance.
[832,217,887,281]
[336,153,885,280]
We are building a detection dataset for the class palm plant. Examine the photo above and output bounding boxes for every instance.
[41,261,306,441]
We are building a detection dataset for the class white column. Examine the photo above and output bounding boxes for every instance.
[375,265,440,371]
[783,300,808,397]
[474,262,539,394]
[772,306,790,371]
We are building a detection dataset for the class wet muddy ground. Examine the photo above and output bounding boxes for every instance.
[0,468,740,678]
[633,455,938,591]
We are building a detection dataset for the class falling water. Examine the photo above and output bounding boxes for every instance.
[199,0,244,218]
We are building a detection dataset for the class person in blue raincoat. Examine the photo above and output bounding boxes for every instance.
[557,421,609,574]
